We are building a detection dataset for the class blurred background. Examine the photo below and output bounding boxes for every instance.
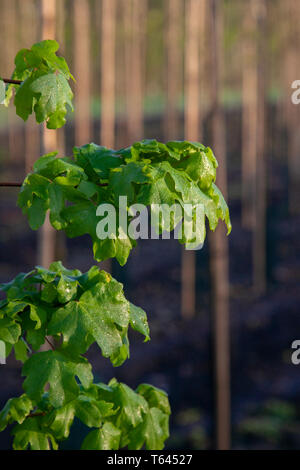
[0,0,300,450]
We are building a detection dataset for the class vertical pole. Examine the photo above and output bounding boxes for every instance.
[56,0,66,157]
[181,0,203,319]
[100,0,116,274]
[184,0,201,142]
[101,0,116,149]
[124,0,147,143]
[20,0,40,174]
[73,0,91,145]
[209,0,231,450]
[253,0,267,294]
[37,0,57,268]
[55,0,67,262]
[241,3,258,229]
[164,0,182,140]
[3,0,21,163]
[242,0,267,293]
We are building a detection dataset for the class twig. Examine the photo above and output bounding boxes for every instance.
[28,411,47,419]
[0,182,22,187]
[2,78,22,85]
[45,336,55,351]
[0,181,108,188]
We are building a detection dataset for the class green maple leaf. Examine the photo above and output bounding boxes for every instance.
[81,422,121,450]
[48,278,130,363]
[5,39,74,129]
[136,384,171,416]
[74,143,123,180]
[47,394,115,440]
[178,147,217,190]
[22,350,93,407]
[129,303,150,341]
[0,318,21,345]
[128,407,169,450]
[123,382,170,449]
[207,183,232,234]
[91,379,170,450]
[12,417,58,450]
[14,339,29,363]
[109,379,148,428]
[109,162,149,204]
[14,71,73,129]
[0,395,34,432]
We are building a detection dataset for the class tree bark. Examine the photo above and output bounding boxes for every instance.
[164,0,182,140]
[3,0,21,163]
[209,0,231,450]
[241,2,258,229]
[73,0,91,145]
[124,0,147,143]
[20,0,41,174]
[181,0,206,319]
[55,0,67,263]
[37,0,57,269]
[101,0,116,149]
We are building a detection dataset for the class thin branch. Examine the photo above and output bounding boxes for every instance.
[28,411,47,419]
[0,181,108,188]
[0,182,22,187]
[45,336,55,351]
[2,78,22,85]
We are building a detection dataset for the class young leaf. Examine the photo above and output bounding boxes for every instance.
[81,422,121,450]
[109,380,148,428]
[129,303,150,341]
[12,417,58,450]
[48,278,130,362]
[127,407,169,450]
[5,40,74,129]
[22,350,93,407]
[0,318,21,345]
[0,395,34,432]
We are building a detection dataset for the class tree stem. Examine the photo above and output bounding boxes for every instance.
[2,78,22,85]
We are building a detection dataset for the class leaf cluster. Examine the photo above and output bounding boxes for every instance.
[0,263,168,450]
[0,40,232,451]
[0,380,170,450]
[18,139,231,265]
[0,262,149,367]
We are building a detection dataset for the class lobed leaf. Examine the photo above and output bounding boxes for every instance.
[5,40,74,129]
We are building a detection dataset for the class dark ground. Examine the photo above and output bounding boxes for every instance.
[0,109,300,449]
